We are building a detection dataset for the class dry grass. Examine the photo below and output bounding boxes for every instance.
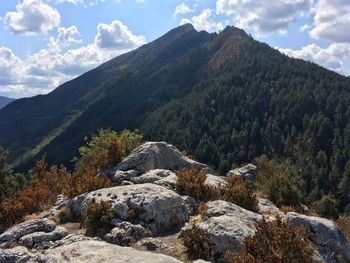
[280,205,296,214]
[336,217,350,242]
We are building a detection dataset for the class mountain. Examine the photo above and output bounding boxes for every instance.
[1,24,350,210]
[0,96,15,110]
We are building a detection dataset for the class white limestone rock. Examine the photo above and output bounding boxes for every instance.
[226,164,257,181]
[37,240,183,263]
[112,142,204,174]
[287,212,350,263]
[132,169,175,184]
[0,246,33,263]
[0,219,56,248]
[105,220,145,246]
[18,226,69,248]
[204,174,227,188]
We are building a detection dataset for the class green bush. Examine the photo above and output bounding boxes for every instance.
[312,195,338,219]
[85,200,116,237]
[255,155,304,207]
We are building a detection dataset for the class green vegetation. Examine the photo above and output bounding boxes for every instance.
[0,24,350,214]
[312,195,339,220]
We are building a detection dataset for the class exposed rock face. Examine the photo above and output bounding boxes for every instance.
[132,169,175,184]
[105,220,145,246]
[204,174,226,188]
[196,200,262,256]
[0,246,33,263]
[37,240,182,263]
[18,226,69,248]
[287,212,350,263]
[226,164,257,181]
[112,142,204,174]
[69,183,189,233]
[154,173,178,190]
[257,197,284,218]
[0,219,56,248]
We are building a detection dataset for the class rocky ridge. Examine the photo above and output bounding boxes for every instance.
[0,142,349,263]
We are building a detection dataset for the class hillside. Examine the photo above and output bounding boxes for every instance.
[0,96,15,110]
[0,24,350,212]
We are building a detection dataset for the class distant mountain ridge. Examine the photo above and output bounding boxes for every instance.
[0,96,15,110]
[0,24,350,212]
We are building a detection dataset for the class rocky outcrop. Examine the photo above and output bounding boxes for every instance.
[204,174,226,188]
[0,219,56,248]
[68,183,189,233]
[258,197,284,218]
[0,246,33,263]
[226,164,257,181]
[110,142,204,175]
[132,169,175,184]
[195,200,262,256]
[18,226,69,248]
[287,212,350,263]
[37,240,182,263]
[105,220,146,246]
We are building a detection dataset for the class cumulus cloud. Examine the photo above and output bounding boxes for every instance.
[279,43,350,74]
[180,9,223,32]
[0,20,146,98]
[216,0,313,35]
[4,0,60,35]
[173,2,195,17]
[95,20,146,49]
[310,0,350,43]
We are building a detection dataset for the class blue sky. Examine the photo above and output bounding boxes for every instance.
[0,0,349,98]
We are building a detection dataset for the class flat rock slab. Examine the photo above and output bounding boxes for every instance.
[37,240,183,263]
[0,219,56,248]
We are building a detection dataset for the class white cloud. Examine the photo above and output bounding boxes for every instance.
[51,0,105,7]
[216,0,313,35]
[95,20,146,49]
[310,0,350,43]
[173,2,195,17]
[279,43,350,74]
[0,20,146,98]
[4,0,60,35]
[299,24,310,32]
[180,9,223,32]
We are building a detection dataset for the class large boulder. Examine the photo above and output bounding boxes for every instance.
[0,219,56,248]
[105,220,146,246]
[204,174,227,188]
[37,240,182,263]
[287,212,350,263]
[132,169,175,184]
[111,142,204,175]
[226,164,257,181]
[195,200,262,257]
[69,183,189,233]
[257,198,284,218]
[0,246,33,263]
[18,226,69,248]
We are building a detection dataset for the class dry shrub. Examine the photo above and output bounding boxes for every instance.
[47,215,59,224]
[280,205,296,214]
[0,159,111,231]
[176,167,218,202]
[180,223,213,260]
[176,168,258,212]
[229,219,314,263]
[58,207,71,223]
[336,217,350,242]
[85,200,116,237]
[221,176,258,212]
[198,202,209,218]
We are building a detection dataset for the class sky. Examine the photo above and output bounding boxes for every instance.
[0,0,349,98]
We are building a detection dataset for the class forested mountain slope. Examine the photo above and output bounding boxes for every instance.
[0,96,15,110]
[0,24,350,211]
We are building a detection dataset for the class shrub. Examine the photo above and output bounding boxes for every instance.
[280,205,296,214]
[176,167,218,202]
[222,176,258,212]
[255,155,304,207]
[176,168,258,212]
[228,219,314,263]
[312,195,339,219]
[85,200,116,237]
[180,223,213,260]
[74,129,142,176]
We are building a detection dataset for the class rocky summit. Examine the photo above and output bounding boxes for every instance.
[0,142,350,263]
